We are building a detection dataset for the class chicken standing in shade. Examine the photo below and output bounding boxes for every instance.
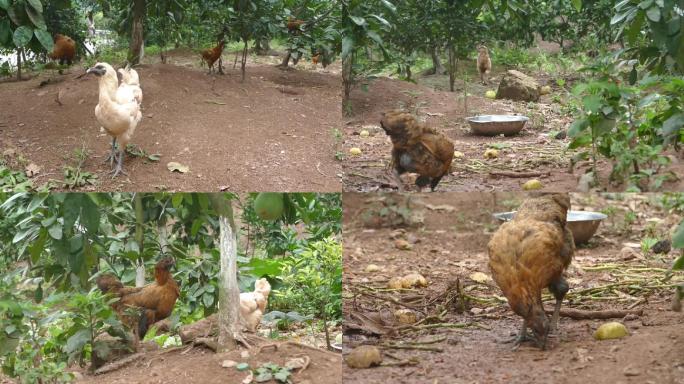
[488,193,575,349]
[49,34,76,65]
[477,45,491,85]
[380,110,454,191]
[87,62,143,177]
[239,278,271,332]
[201,40,225,74]
[96,257,179,340]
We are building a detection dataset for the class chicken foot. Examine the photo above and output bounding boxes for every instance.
[500,319,536,350]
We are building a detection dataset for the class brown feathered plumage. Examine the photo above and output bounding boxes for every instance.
[49,34,76,65]
[201,40,225,74]
[97,257,180,339]
[380,110,454,191]
[477,45,491,85]
[488,193,574,349]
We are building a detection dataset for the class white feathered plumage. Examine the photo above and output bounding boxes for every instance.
[239,278,271,332]
[87,62,143,177]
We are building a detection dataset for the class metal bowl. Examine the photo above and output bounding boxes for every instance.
[492,211,607,245]
[467,115,528,136]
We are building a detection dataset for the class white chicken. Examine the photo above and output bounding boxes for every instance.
[239,278,271,332]
[117,66,143,105]
[87,62,142,177]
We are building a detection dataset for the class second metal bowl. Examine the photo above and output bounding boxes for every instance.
[467,115,529,136]
[492,210,607,245]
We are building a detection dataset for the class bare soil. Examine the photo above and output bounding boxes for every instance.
[341,66,683,192]
[0,49,342,192]
[72,340,342,384]
[342,192,684,383]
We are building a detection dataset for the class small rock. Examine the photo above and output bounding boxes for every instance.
[623,366,641,376]
[470,308,484,315]
[394,239,412,250]
[240,351,250,359]
[651,239,671,254]
[619,247,640,261]
[221,360,238,368]
[554,130,567,140]
[364,264,380,273]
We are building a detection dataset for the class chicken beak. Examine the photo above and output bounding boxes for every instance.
[86,66,106,77]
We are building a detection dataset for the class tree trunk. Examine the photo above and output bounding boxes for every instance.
[16,48,22,81]
[134,193,146,287]
[255,38,270,55]
[128,0,146,65]
[447,44,457,92]
[342,52,353,116]
[212,195,241,353]
[280,51,291,67]
[430,45,446,75]
[240,38,248,82]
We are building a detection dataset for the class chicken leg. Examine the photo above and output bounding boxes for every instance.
[111,148,127,178]
[548,276,569,333]
[103,137,118,167]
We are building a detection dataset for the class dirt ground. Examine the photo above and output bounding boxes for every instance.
[341,66,684,193]
[0,49,342,192]
[342,192,684,384]
[72,340,342,384]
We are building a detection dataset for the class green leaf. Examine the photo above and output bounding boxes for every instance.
[0,0,9,10]
[0,19,11,46]
[629,66,637,85]
[646,6,660,22]
[34,28,53,51]
[48,223,63,240]
[341,36,353,60]
[80,194,101,235]
[673,254,684,271]
[672,220,684,249]
[348,16,367,27]
[25,3,46,30]
[13,26,33,48]
[568,119,588,137]
[583,95,602,113]
[65,329,91,354]
[34,282,43,303]
[274,368,291,382]
[662,113,684,136]
[571,0,581,11]
[26,0,43,13]
[202,293,214,308]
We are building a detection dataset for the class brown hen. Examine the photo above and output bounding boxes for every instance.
[380,110,454,191]
[97,257,180,339]
[488,193,575,349]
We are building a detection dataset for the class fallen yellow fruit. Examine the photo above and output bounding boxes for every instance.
[346,345,383,368]
[594,322,628,340]
[349,147,362,155]
[453,151,465,159]
[485,90,496,99]
[484,148,499,159]
[540,85,552,95]
[523,179,543,190]
[359,130,370,138]
[394,309,418,325]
